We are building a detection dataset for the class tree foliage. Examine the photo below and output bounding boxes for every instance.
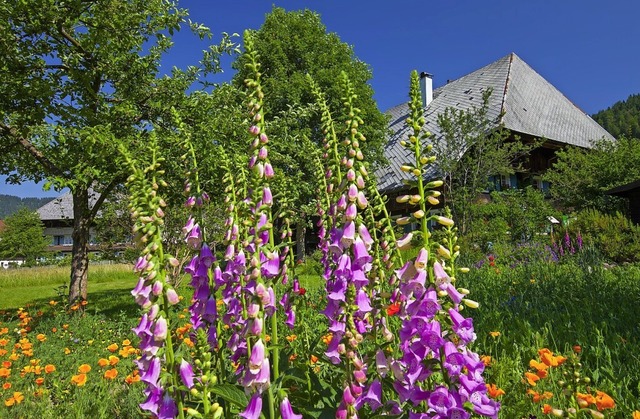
[434,89,534,234]
[0,0,233,303]
[230,7,388,257]
[592,93,640,139]
[0,207,49,262]
[543,137,640,212]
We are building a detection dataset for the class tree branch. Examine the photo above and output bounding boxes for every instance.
[0,123,66,178]
[89,175,126,220]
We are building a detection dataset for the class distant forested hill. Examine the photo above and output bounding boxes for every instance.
[0,194,53,219]
[592,94,640,139]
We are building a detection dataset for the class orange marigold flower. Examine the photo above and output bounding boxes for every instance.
[536,369,548,379]
[80,300,88,306]
[310,355,319,364]
[122,339,131,346]
[0,328,8,335]
[108,356,120,366]
[107,343,118,353]
[525,372,540,386]
[9,352,19,361]
[489,331,501,338]
[35,377,44,386]
[51,327,57,333]
[2,361,10,368]
[2,382,10,390]
[529,359,549,372]
[104,369,118,380]
[572,344,582,353]
[632,411,640,419]
[71,373,87,386]
[321,333,333,345]
[480,355,492,366]
[0,338,8,346]
[595,390,615,411]
[486,383,505,398]
[4,398,14,407]
[538,348,566,367]
[49,300,57,306]
[12,392,24,404]
[97,358,109,368]
[36,334,46,342]
[0,349,7,357]
[289,354,298,362]
[62,324,69,330]
[183,338,194,348]
[44,364,55,374]
[0,368,10,378]
[78,364,91,374]
[542,404,553,414]
[125,373,140,384]
[286,335,297,343]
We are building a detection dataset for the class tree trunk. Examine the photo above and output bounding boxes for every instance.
[295,221,306,262]
[68,187,92,304]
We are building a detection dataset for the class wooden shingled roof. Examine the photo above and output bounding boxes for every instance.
[375,53,615,193]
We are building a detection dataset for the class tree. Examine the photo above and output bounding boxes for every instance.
[592,94,640,139]
[434,89,534,234]
[0,1,231,303]
[543,137,640,212]
[230,7,388,258]
[0,207,49,263]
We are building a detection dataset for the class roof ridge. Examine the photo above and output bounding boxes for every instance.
[498,52,515,124]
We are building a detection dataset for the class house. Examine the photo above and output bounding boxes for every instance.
[606,180,640,225]
[36,191,98,255]
[375,52,615,210]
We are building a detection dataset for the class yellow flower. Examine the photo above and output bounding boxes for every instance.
[107,343,119,353]
[108,356,120,366]
[97,358,109,368]
[489,331,501,338]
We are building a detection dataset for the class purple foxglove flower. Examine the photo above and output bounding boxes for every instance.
[184,196,196,208]
[353,369,367,383]
[249,155,257,168]
[140,356,161,387]
[133,314,151,338]
[449,308,477,344]
[260,250,280,278]
[397,232,413,250]
[182,216,195,234]
[346,169,356,181]
[336,403,348,419]
[355,379,382,411]
[249,339,265,374]
[376,349,389,376]
[285,308,296,329]
[152,280,163,296]
[200,243,215,267]
[184,255,199,276]
[249,125,260,136]
[443,341,465,376]
[139,385,162,415]
[336,194,347,211]
[341,221,355,246]
[134,257,148,272]
[240,393,263,419]
[353,237,373,267]
[166,287,179,305]
[434,261,451,287]
[428,387,455,416]
[259,133,268,143]
[132,278,152,308]
[280,397,303,419]
[179,359,195,389]
[247,318,263,336]
[414,248,429,271]
[185,224,202,249]
[153,317,168,342]
[356,289,372,312]
[262,186,273,206]
[347,184,358,201]
[325,331,343,364]
[356,191,368,209]
[264,162,274,178]
[224,243,235,260]
[247,302,260,318]
[342,385,356,405]
[264,287,276,316]
[333,254,352,281]
[358,223,374,248]
[345,203,357,220]
[445,284,464,304]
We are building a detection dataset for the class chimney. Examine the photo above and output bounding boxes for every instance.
[419,71,433,108]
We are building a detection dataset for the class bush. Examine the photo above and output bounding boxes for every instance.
[561,209,640,263]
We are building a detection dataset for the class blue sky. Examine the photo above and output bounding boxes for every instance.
[3,0,639,198]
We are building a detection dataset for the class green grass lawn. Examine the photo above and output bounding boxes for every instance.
[0,264,137,311]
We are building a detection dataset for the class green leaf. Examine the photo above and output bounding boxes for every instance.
[209,384,248,408]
